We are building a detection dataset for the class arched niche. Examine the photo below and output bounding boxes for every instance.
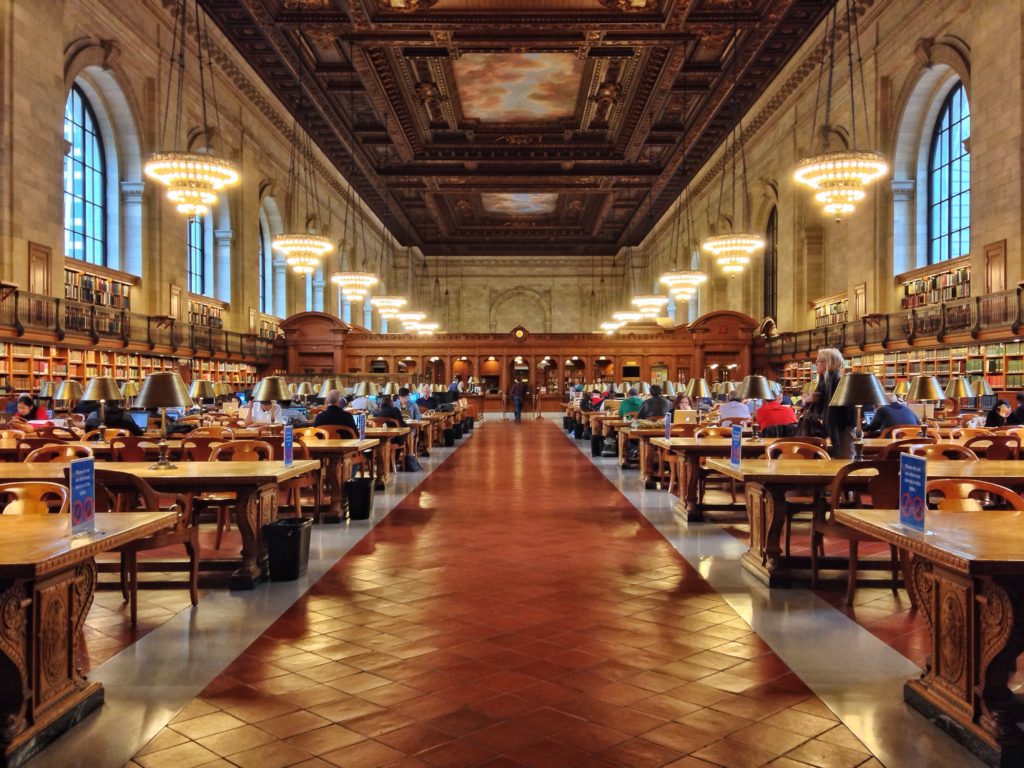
[488,286,551,333]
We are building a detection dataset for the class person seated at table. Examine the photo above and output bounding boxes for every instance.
[986,399,1012,428]
[618,388,643,417]
[636,384,671,420]
[579,389,601,413]
[397,387,421,421]
[85,401,145,436]
[756,391,797,436]
[10,395,48,422]
[313,389,356,431]
[670,393,693,413]
[246,400,282,425]
[718,392,751,426]
[373,395,407,444]
[417,385,438,412]
[1007,392,1024,425]
[864,393,920,436]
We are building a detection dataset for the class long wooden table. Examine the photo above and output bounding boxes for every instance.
[707,457,1024,587]
[364,427,411,489]
[300,439,379,522]
[0,461,318,589]
[0,511,177,768]
[834,507,1024,768]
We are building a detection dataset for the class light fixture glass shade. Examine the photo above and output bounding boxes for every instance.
[907,375,944,402]
[134,372,194,409]
[188,380,217,401]
[214,382,234,397]
[273,234,333,275]
[793,150,888,221]
[828,372,887,407]
[611,311,643,324]
[370,296,407,317]
[944,377,972,399]
[685,378,713,399]
[659,271,707,292]
[82,376,123,403]
[971,378,995,397]
[331,271,379,301]
[54,380,84,402]
[701,233,765,275]
[396,311,426,326]
[631,295,669,317]
[737,374,775,401]
[143,152,240,216]
[251,376,292,402]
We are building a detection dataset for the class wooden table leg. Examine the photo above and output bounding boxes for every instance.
[618,431,628,467]
[374,444,388,490]
[230,483,278,589]
[320,455,344,524]
[673,453,705,522]
[740,482,793,586]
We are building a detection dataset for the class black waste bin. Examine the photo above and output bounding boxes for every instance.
[263,517,313,581]
[563,416,572,430]
[346,477,374,520]
[443,428,455,446]
[573,422,584,439]
[590,434,604,456]
[453,422,463,439]
[464,417,474,432]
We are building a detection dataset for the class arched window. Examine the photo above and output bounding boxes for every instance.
[63,85,106,266]
[258,212,272,314]
[763,207,778,320]
[927,83,970,264]
[187,216,207,296]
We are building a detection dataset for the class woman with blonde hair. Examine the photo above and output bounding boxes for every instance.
[807,347,855,458]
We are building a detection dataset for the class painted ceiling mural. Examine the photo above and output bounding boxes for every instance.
[452,53,584,121]
[481,192,559,216]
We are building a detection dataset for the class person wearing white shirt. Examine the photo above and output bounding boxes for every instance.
[247,400,282,425]
[717,394,751,425]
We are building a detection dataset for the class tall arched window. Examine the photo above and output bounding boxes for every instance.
[763,207,778,320]
[63,85,106,266]
[928,83,970,264]
[187,216,207,296]
[258,214,271,314]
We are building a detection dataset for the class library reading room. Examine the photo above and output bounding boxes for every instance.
[0,1,1022,767]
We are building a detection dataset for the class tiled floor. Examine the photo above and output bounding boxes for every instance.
[130,421,883,768]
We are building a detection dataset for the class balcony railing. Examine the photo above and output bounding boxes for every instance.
[2,289,273,361]
[764,287,1024,360]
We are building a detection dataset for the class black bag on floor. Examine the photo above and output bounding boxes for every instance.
[464,418,473,432]
[346,478,374,520]
[563,416,572,430]
[573,423,584,439]
[404,453,422,472]
[443,428,455,446]
[453,422,463,439]
[591,434,604,456]
[601,436,618,457]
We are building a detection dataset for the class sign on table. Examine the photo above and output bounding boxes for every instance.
[899,453,926,531]
[730,424,742,466]
[283,424,294,465]
[70,456,95,537]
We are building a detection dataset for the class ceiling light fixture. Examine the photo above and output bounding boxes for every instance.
[631,295,669,317]
[370,295,407,317]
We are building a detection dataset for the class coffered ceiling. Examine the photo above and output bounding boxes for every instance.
[200,0,835,255]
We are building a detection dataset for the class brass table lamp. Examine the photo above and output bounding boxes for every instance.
[134,372,193,469]
[829,372,887,461]
[188,379,216,409]
[907,375,944,438]
[120,380,140,408]
[82,376,123,424]
[53,380,84,413]
[251,376,292,423]
[971,378,994,398]
[737,374,775,441]
[685,378,713,426]
[944,376,972,400]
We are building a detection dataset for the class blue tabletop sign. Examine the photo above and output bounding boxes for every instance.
[730,424,742,466]
[899,453,926,531]
[356,413,366,440]
[664,415,673,441]
[283,424,294,465]
[70,456,95,537]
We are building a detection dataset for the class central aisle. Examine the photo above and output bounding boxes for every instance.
[132,421,877,768]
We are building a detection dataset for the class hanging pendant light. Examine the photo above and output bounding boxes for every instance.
[612,311,643,324]
[274,234,333,275]
[631,295,669,317]
[371,295,408,317]
[331,271,379,300]
[600,321,623,334]
[794,0,887,221]
[660,269,707,295]
[702,234,765,275]
[144,1,239,216]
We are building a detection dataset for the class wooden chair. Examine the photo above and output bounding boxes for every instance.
[772,435,828,448]
[92,469,198,624]
[190,425,235,439]
[662,424,699,492]
[889,426,941,440]
[369,417,407,474]
[0,482,69,514]
[879,424,927,438]
[110,436,161,462]
[329,425,370,479]
[180,436,225,462]
[719,417,750,428]
[926,479,1024,512]
[963,434,1020,460]
[812,460,901,605]
[877,437,937,460]
[32,426,76,441]
[908,443,979,461]
[694,426,739,503]
[294,426,330,441]
[949,427,993,442]
[23,444,94,463]
[695,426,734,438]
[82,428,131,442]
[204,440,273,549]
[263,437,321,518]
[765,442,831,556]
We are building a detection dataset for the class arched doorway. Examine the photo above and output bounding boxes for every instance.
[536,355,557,393]
[480,355,501,394]
[425,357,445,385]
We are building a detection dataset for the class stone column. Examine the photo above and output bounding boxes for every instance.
[121,182,144,276]
[273,257,287,317]
[213,229,232,306]
[312,269,324,312]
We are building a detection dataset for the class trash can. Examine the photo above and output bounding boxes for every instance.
[453,422,463,439]
[346,477,374,520]
[263,517,313,581]
[573,422,584,440]
[590,433,604,456]
[443,428,455,447]
[562,416,572,431]
[464,417,474,432]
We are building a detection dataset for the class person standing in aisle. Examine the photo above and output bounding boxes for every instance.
[510,378,528,422]
[807,348,855,458]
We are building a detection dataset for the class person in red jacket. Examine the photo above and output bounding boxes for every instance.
[755,391,797,436]
[11,395,48,422]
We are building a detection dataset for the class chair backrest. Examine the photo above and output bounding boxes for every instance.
[32,426,75,441]
[908,443,978,461]
[963,434,1020,460]
[24,444,94,463]
[0,482,69,514]
[259,436,311,461]
[0,429,26,440]
[82,428,130,442]
[369,417,402,428]
[889,426,940,440]
[209,439,273,462]
[720,417,750,428]
[191,426,234,439]
[93,468,161,512]
[878,437,937,460]
[925,479,1024,512]
[695,426,733,438]
[622,411,639,420]
[765,442,830,460]
[770,435,827,448]
[950,427,993,442]
[180,436,225,462]
[109,436,161,462]
[323,425,359,440]
[294,427,329,441]
[828,460,901,512]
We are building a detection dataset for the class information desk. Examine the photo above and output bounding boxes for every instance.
[0,512,177,768]
[834,508,1024,768]
[0,461,318,590]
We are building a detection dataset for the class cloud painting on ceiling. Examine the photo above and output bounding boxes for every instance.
[453,53,583,121]
[481,193,559,216]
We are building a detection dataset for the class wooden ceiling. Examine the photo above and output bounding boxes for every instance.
[200,0,835,255]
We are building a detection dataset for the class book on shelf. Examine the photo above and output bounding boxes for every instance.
[900,265,970,309]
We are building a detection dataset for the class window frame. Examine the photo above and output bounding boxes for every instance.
[187,216,206,296]
[926,82,970,265]
[63,84,107,267]
[763,207,778,321]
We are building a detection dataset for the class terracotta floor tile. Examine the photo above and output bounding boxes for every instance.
[169,712,248,740]
[640,722,720,753]
[692,737,779,768]
[197,724,278,757]
[228,740,315,768]
[554,721,632,752]
[729,723,810,757]
[320,738,406,768]
[285,724,368,755]
[783,739,869,768]
[135,741,220,768]
[600,737,683,768]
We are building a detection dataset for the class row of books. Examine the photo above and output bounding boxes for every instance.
[64,269,132,309]
[900,266,970,309]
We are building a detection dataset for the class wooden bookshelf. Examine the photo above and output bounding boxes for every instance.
[63,263,136,309]
[188,295,226,329]
[258,315,281,341]
[811,293,848,328]
[896,255,971,310]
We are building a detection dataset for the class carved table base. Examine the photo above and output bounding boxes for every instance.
[229,483,281,590]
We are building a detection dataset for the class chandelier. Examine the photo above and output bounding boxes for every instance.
[414,322,440,336]
[331,271,379,301]
[702,234,765,275]
[144,1,239,217]
[370,295,407,317]
[794,0,887,221]
[612,311,643,324]
[660,270,707,293]
[273,234,333,276]
[631,295,669,317]
[600,321,623,334]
